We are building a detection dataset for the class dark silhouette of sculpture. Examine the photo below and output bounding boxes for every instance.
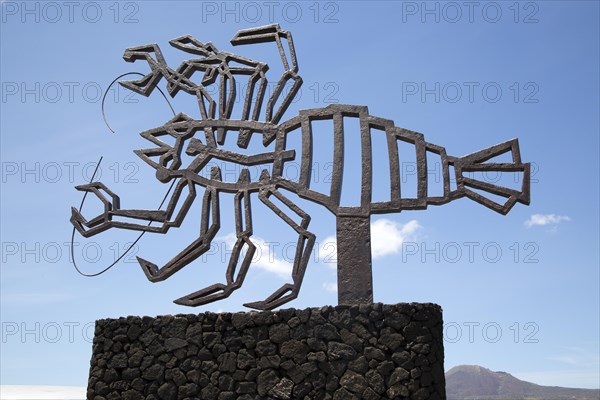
[71,25,530,310]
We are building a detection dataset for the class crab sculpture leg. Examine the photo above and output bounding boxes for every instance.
[169,34,273,147]
[168,36,234,122]
[118,24,301,127]
[118,44,169,96]
[71,178,196,237]
[231,24,302,125]
[119,42,218,120]
[138,170,220,283]
[243,177,315,311]
[175,181,257,306]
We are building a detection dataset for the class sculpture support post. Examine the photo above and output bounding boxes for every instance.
[336,215,373,305]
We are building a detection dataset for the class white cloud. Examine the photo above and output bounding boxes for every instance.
[322,282,337,293]
[371,218,421,259]
[318,235,338,268]
[0,385,86,400]
[316,218,422,264]
[219,233,292,279]
[525,214,571,228]
[218,218,422,277]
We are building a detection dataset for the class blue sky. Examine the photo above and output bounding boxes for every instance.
[1,0,599,390]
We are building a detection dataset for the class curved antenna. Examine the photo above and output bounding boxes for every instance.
[72,78,178,276]
[101,72,176,133]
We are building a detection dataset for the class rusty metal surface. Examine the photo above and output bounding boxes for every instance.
[71,24,531,310]
[336,215,373,305]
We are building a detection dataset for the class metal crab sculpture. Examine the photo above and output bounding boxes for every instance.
[71,24,531,310]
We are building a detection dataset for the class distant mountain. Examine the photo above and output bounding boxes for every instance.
[446,365,600,400]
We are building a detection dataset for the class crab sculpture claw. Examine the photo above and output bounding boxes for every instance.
[71,182,120,237]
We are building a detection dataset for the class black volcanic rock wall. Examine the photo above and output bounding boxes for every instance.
[87,303,445,400]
